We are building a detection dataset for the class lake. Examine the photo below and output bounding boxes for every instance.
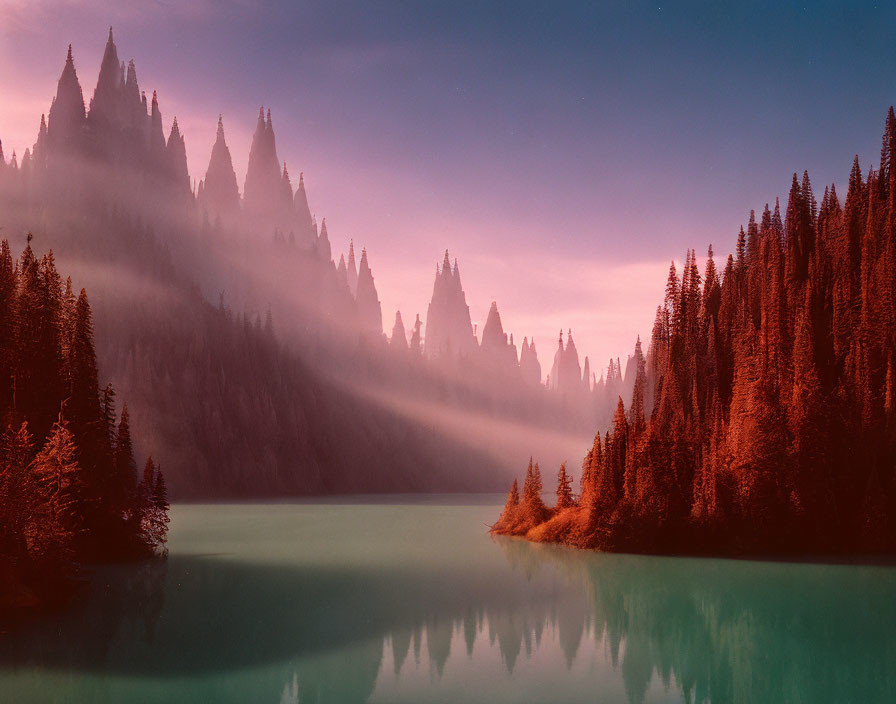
[1,498,895,703]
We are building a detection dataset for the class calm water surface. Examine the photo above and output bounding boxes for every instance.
[2,497,895,703]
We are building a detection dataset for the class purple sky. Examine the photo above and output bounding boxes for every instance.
[2,1,895,376]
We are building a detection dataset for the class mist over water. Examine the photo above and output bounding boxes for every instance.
[2,500,894,703]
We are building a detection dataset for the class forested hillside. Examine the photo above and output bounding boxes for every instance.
[0,31,611,497]
[0,238,168,612]
[494,108,896,555]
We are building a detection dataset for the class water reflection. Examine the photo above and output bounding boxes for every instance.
[1,505,895,703]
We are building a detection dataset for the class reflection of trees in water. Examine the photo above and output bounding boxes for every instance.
[491,536,896,704]
[0,557,170,670]
[4,543,896,704]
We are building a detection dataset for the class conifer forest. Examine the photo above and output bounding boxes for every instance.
[2,7,896,703]
[495,111,896,555]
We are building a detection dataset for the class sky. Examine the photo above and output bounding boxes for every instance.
[1,1,895,375]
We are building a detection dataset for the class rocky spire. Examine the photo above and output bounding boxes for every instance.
[34,114,48,166]
[293,171,314,243]
[317,217,332,262]
[520,336,542,385]
[480,301,506,351]
[201,114,240,221]
[582,356,591,392]
[149,90,166,169]
[279,161,295,223]
[480,301,518,374]
[166,117,190,195]
[47,44,86,153]
[559,330,583,395]
[355,248,383,336]
[336,253,348,287]
[243,105,282,229]
[424,249,476,360]
[409,314,423,356]
[390,311,408,350]
[550,331,565,391]
[347,241,359,297]
[122,58,145,133]
[89,27,123,130]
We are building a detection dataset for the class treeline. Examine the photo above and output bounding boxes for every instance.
[0,237,167,612]
[495,107,896,556]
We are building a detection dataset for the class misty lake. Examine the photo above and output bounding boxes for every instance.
[2,498,895,703]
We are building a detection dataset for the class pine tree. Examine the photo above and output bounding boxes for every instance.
[28,416,82,564]
[555,463,574,510]
[0,422,34,561]
[136,455,156,532]
[112,403,137,512]
[149,470,170,553]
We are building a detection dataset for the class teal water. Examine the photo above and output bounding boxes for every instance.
[1,498,895,703]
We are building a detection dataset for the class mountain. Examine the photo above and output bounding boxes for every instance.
[0,31,626,498]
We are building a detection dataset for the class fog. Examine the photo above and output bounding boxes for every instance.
[0,30,640,498]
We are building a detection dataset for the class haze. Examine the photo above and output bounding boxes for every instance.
[2,0,894,372]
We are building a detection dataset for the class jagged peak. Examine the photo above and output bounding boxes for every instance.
[265,107,272,130]
[107,26,114,45]
[169,116,181,140]
[442,249,451,272]
[50,40,85,135]
[298,171,305,188]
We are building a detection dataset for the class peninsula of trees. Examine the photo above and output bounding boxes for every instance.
[495,108,896,556]
[0,237,168,614]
